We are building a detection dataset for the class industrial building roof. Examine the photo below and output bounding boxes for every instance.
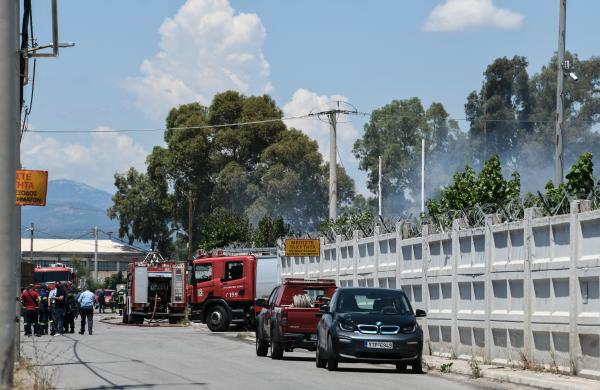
[20,238,145,254]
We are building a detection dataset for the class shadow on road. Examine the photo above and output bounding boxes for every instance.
[281,356,315,362]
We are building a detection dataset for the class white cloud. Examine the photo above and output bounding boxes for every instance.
[424,0,524,32]
[282,88,358,163]
[127,0,272,119]
[21,128,147,192]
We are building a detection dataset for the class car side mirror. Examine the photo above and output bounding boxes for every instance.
[255,298,267,308]
[415,309,427,318]
[320,304,330,313]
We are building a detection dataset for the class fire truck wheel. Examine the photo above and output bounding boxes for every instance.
[168,317,179,325]
[256,336,268,356]
[206,305,229,332]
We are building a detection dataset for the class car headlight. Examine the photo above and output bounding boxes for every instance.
[338,321,355,332]
[401,323,417,334]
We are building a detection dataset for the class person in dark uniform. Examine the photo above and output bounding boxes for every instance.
[97,289,106,313]
[53,282,66,336]
[37,284,50,335]
[63,282,78,333]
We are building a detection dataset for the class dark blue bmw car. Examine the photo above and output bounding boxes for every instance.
[315,287,426,372]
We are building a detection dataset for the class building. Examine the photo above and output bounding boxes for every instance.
[21,238,146,281]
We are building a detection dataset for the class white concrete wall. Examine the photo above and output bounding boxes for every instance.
[277,201,600,379]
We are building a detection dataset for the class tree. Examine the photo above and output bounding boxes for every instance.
[200,208,252,250]
[254,216,290,247]
[107,167,173,254]
[465,55,532,167]
[112,91,357,253]
[425,155,520,223]
[353,98,458,215]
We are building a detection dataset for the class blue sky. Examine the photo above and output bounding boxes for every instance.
[22,0,600,194]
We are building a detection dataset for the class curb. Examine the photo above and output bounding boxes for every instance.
[423,358,599,390]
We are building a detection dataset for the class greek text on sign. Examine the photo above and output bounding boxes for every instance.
[285,239,320,257]
[16,170,48,206]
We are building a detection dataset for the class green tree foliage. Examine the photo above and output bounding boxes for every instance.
[107,167,172,254]
[70,257,101,290]
[426,155,521,220]
[353,98,460,215]
[103,271,126,290]
[110,91,355,255]
[200,208,252,251]
[254,216,290,247]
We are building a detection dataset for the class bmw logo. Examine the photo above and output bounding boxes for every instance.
[376,321,382,326]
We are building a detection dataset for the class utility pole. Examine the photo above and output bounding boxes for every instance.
[328,112,337,220]
[94,226,98,282]
[308,101,360,221]
[29,222,34,261]
[378,156,382,219]
[555,0,567,185]
[187,190,193,261]
[0,0,19,386]
[421,139,425,214]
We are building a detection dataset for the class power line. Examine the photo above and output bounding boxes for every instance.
[36,231,93,252]
[25,114,313,134]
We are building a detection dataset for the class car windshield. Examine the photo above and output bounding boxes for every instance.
[336,290,412,315]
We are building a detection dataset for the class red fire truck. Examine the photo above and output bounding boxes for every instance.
[188,253,257,331]
[122,252,187,324]
[33,263,76,288]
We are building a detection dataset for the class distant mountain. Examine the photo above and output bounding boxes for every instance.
[22,179,120,238]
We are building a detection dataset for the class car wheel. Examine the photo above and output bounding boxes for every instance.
[270,340,284,359]
[411,356,423,374]
[396,363,407,372]
[256,335,269,357]
[315,342,327,368]
[326,335,338,371]
[206,305,230,332]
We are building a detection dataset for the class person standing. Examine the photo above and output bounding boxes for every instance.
[48,283,57,335]
[37,284,50,335]
[53,282,66,336]
[97,289,105,313]
[63,282,77,334]
[20,284,40,337]
[78,286,96,335]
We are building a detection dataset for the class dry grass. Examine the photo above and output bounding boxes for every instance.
[14,345,57,390]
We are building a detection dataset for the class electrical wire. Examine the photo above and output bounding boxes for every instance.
[26,114,313,134]
[99,229,148,253]
[37,231,93,251]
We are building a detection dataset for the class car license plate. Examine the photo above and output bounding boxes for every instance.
[365,341,393,349]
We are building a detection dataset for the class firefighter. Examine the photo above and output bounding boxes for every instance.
[20,284,40,337]
[37,284,50,335]
[116,288,125,315]
[111,290,118,313]
[63,282,78,334]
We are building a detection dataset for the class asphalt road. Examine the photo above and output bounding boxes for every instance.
[21,315,521,390]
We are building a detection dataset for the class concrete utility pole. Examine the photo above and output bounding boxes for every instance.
[421,139,425,214]
[187,190,193,261]
[94,226,98,282]
[0,0,19,387]
[29,222,34,261]
[328,112,337,220]
[378,156,382,219]
[308,101,360,221]
[555,0,567,185]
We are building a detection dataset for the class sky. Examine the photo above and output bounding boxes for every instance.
[21,0,600,196]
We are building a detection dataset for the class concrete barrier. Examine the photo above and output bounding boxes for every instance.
[277,201,600,379]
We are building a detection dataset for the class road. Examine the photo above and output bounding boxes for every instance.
[21,315,521,390]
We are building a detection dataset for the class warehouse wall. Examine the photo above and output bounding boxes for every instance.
[278,201,600,379]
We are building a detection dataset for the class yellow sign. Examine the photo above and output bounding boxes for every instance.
[16,170,48,206]
[285,239,320,257]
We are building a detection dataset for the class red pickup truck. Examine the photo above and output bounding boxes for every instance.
[255,278,337,359]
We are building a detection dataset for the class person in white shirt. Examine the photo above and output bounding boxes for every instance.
[48,285,57,335]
